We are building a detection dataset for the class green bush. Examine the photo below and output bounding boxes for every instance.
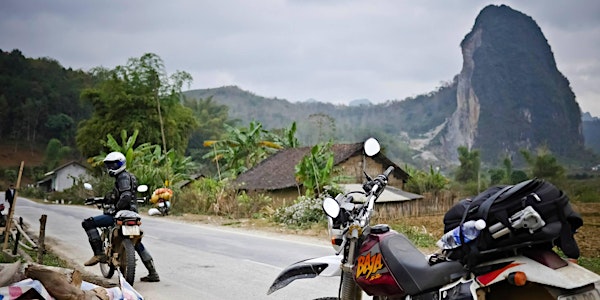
[272,195,325,228]
[19,185,46,199]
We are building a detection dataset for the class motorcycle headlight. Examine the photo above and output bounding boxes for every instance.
[327,216,344,252]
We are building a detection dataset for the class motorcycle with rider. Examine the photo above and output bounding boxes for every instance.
[82,151,160,284]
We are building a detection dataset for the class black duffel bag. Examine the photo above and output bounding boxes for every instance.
[443,178,583,265]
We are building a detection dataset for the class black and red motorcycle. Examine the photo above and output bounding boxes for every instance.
[268,138,600,300]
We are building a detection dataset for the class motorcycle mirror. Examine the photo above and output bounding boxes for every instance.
[83,183,93,190]
[364,138,380,157]
[137,185,149,193]
[322,197,340,218]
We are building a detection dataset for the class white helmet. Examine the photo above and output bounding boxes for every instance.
[103,151,126,176]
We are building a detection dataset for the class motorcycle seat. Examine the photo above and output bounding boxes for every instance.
[380,233,467,295]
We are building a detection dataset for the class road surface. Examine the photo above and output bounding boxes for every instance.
[7,196,343,299]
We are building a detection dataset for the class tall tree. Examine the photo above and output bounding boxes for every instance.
[183,96,230,159]
[520,146,565,183]
[44,138,71,170]
[455,146,481,183]
[76,53,198,158]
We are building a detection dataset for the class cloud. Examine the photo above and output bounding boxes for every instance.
[1,0,599,114]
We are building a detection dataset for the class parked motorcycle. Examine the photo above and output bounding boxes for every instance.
[268,138,600,300]
[84,183,148,285]
[148,187,172,216]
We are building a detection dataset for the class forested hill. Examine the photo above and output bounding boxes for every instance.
[184,84,457,164]
[0,49,96,148]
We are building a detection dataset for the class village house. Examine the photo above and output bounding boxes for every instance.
[37,161,90,192]
[233,142,421,207]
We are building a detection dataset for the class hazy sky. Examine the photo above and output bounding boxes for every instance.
[1,1,599,115]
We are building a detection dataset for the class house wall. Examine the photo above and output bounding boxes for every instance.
[54,165,89,191]
[336,156,404,189]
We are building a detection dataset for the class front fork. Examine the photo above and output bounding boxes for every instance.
[340,228,362,300]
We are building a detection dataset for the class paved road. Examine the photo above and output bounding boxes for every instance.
[8,196,343,299]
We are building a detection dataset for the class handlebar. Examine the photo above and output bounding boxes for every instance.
[86,197,146,205]
[359,166,394,226]
[85,197,105,205]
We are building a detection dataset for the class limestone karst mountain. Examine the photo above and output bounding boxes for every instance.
[434,4,584,163]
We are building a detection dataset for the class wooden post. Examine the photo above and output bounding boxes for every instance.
[3,161,24,251]
[38,214,47,264]
[12,217,22,255]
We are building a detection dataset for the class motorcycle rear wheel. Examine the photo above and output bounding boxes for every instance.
[100,230,115,279]
[119,238,137,285]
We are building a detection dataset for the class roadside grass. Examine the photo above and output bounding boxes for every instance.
[0,234,69,268]
[578,257,600,274]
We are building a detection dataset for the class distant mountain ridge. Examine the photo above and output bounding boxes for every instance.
[185,5,595,167]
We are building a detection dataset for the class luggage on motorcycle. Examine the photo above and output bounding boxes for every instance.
[442,178,583,263]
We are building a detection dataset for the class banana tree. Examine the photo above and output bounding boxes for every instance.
[203,121,282,176]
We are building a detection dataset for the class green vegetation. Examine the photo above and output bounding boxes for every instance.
[294,141,336,197]
[76,53,198,158]
[202,121,285,177]
[403,165,448,195]
[578,257,600,274]
[272,196,326,228]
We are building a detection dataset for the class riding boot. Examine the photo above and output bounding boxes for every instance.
[140,259,160,282]
[84,230,107,266]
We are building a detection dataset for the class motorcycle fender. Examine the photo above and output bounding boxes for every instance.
[476,256,600,289]
[267,255,342,295]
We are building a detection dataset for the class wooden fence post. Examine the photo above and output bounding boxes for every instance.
[38,215,47,263]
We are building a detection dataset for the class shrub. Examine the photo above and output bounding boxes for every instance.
[272,195,325,228]
[175,177,273,218]
[19,185,46,199]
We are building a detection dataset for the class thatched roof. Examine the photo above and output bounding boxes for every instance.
[234,143,409,191]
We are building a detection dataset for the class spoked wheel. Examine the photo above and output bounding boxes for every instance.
[118,238,137,285]
[99,230,115,279]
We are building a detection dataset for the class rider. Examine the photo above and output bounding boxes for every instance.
[81,151,160,282]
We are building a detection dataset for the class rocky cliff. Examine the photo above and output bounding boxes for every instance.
[435,4,584,163]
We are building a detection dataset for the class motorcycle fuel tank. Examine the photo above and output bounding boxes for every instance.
[353,224,405,297]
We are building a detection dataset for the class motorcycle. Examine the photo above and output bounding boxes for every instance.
[268,138,600,300]
[148,187,172,216]
[84,183,148,286]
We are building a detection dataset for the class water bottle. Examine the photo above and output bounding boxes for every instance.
[436,219,486,250]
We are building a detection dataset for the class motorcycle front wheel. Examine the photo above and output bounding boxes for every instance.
[118,238,137,285]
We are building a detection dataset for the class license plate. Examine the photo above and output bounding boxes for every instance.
[559,289,600,300]
[122,225,140,236]
[158,202,165,207]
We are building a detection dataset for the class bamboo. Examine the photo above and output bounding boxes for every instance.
[3,161,24,250]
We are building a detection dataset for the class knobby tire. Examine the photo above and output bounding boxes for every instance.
[99,230,114,279]
[120,238,136,286]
